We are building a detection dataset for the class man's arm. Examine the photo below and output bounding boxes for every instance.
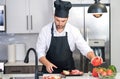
[39,56,57,73]
[87,51,103,66]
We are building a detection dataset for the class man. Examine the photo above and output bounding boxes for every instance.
[36,0,102,73]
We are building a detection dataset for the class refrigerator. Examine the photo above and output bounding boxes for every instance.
[68,4,110,72]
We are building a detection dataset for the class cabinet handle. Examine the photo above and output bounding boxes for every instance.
[26,15,29,30]
[31,15,33,30]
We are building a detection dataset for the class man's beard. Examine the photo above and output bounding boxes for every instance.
[56,25,65,29]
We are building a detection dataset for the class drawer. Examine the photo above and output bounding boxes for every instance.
[89,39,105,47]
[4,66,42,74]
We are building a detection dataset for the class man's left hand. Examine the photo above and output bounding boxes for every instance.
[91,56,103,66]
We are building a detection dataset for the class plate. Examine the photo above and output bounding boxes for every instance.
[42,74,62,79]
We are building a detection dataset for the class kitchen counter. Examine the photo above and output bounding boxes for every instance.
[1,73,120,79]
[4,61,43,74]
[5,61,42,66]
[0,72,2,79]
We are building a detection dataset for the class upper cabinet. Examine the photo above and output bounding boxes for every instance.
[62,0,110,4]
[82,0,110,4]
[6,0,53,33]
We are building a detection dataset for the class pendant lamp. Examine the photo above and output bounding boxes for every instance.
[88,0,107,13]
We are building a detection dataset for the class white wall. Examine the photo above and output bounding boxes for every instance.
[111,0,120,72]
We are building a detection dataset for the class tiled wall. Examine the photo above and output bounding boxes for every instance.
[0,0,5,5]
[0,32,82,70]
[0,32,38,62]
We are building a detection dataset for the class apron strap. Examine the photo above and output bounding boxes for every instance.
[51,23,54,37]
[66,32,67,37]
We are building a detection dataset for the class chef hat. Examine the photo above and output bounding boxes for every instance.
[54,0,72,18]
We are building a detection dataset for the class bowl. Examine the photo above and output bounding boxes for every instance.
[42,74,62,79]
[98,72,116,79]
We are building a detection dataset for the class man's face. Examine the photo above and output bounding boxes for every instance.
[54,16,68,29]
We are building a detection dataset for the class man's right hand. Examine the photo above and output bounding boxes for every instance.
[46,62,57,73]
[39,56,57,73]
[91,56,103,66]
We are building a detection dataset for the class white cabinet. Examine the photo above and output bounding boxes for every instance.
[6,0,53,33]
[6,0,27,33]
[62,0,110,4]
[82,0,110,4]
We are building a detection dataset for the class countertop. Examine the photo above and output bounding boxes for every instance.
[1,73,120,79]
[5,61,43,66]
[0,72,2,78]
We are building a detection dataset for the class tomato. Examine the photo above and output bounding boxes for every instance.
[91,57,103,66]
[98,68,104,74]
[51,77,55,79]
[92,65,117,78]
[108,65,117,73]
[106,69,113,76]
[92,68,98,77]
[101,71,107,76]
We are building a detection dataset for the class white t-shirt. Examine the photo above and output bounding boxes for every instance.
[36,22,93,59]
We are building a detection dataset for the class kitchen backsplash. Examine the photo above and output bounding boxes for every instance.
[0,0,5,5]
[0,32,38,62]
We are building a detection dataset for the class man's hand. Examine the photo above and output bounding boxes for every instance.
[39,56,57,73]
[46,62,57,73]
[91,56,103,66]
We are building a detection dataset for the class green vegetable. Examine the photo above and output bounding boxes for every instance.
[108,65,117,73]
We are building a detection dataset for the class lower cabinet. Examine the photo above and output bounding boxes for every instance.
[15,77,34,79]
[4,65,42,74]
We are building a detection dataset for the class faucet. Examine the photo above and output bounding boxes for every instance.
[24,48,42,79]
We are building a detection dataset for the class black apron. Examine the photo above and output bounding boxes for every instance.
[41,23,75,73]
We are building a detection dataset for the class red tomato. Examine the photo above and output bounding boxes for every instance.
[101,71,107,76]
[92,68,98,77]
[50,77,55,79]
[106,69,113,76]
[98,68,104,74]
[91,57,103,66]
